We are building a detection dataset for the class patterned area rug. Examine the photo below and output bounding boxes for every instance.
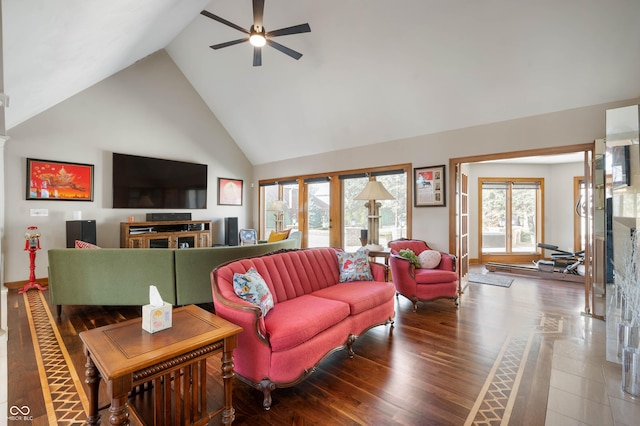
[23,290,89,424]
[468,272,514,288]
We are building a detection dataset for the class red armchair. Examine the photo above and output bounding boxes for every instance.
[388,238,459,311]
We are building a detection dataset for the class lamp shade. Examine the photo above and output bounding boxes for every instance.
[272,200,286,211]
[354,181,395,201]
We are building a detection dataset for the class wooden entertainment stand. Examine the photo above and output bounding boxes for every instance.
[120,220,212,248]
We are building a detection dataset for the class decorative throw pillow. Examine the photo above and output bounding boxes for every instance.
[418,250,441,269]
[233,267,274,316]
[75,240,100,249]
[336,248,373,282]
[267,229,291,242]
[398,249,420,268]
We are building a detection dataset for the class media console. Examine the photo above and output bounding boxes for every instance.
[120,220,212,248]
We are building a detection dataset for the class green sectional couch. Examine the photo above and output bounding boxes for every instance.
[47,239,299,317]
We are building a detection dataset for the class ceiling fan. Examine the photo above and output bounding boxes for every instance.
[201,0,311,66]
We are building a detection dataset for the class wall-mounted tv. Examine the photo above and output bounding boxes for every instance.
[112,153,207,209]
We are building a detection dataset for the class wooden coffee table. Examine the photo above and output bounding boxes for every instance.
[79,304,242,425]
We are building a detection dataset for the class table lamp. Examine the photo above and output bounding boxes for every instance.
[272,200,286,232]
[354,179,395,251]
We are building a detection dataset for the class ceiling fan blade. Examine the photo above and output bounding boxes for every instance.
[201,10,249,34]
[210,38,249,50]
[253,46,262,67]
[266,39,303,60]
[266,23,311,38]
[253,0,265,28]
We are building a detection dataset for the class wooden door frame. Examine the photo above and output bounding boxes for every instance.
[448,143,594,254]
[448,142,594,312]
[574,176,585,253]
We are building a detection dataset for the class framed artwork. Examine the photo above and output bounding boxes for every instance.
[414,164,446,207]
[218,178,243,206]
[611,145,630,189]
[26,158,94,201]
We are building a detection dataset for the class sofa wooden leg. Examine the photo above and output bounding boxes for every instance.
[387,318,395,336]
[56,305,62,318]
[454,296,459,307]
[258,379,276,410]
[411,297,419,312]
[346,334,357,358]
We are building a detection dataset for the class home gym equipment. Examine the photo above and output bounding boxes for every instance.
[485,243,585,283]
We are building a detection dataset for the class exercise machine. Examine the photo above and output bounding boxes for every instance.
[535,243,585,275]
[485,243,585,283]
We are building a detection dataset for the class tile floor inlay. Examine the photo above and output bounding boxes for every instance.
[24,290,88,425]
[465,313,564,425]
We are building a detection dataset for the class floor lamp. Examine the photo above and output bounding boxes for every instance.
[354,179,395,251]
[272,200,286,232]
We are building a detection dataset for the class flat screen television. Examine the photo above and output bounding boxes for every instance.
[112,153,207,209]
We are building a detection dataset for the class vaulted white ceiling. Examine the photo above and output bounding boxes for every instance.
[4,0,640,165]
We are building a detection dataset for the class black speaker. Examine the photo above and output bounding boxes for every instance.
[66,220,97,248]
[225,217,238,246]
[146,212,192,222]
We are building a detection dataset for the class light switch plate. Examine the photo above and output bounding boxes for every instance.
[30,209,48,217]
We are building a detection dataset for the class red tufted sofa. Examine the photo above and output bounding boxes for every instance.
[211,247,395,410]
[388,238,459,312]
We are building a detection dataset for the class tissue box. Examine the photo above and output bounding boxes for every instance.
[142,302,172,333]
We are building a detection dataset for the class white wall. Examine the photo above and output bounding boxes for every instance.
[254,98,640,253]
[3,50,252,283]
[3,47,639,282]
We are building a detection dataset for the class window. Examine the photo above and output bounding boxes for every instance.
[305,177,331,247]
[479,178,543,263]
[261,181,299,238]
[342,175,369,251]
[260,164,411,249]
[342,171,407,251]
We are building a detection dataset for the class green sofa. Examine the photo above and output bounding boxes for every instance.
[47,239,299,317]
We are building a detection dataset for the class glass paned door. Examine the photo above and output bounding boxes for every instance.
[480,179,542,262]
[510,183,539,253]
[481,182,508,253]
[263,185,279,236]
[343,176,369,252]
[282,183,300,232]
[262,183,300,239]
[376,173,408,247]
[342,172,407,251]
[306,181,330,247]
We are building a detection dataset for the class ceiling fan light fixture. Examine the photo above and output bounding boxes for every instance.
[249,33,266,47]
[201,5,310,65]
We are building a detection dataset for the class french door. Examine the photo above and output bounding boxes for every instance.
[459,171,469,281]
[261,181,299,238]
[479,178,543,263]
[259,164,411,249]
[304,179,331,248]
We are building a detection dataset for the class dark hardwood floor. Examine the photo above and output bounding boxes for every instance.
[7,269,592,425]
